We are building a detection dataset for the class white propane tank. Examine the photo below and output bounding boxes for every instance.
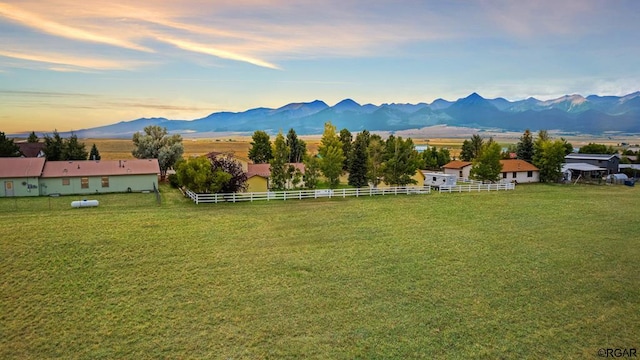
[71,199,99,208]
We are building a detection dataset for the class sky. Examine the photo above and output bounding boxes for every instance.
[1,0,639,134]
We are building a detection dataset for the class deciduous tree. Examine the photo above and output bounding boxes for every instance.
[208,154,248,193]
[470,141,503,183]
[367,134,384,187]
[381,136,423,186]
[578,143,616,154]
[303,154,321,189]
[535,140,566,183]
[318,122,345,188]
[248,130,273,164]
[269,131,290,190]
[132,125,184,180]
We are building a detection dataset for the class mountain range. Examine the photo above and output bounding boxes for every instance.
[42,92,640,138]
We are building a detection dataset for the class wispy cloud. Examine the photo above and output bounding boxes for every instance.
[0,2,151,52]
[156,36,280,70]
[0,50,147,71]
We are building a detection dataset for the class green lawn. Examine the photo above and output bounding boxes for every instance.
[1,184,638,359]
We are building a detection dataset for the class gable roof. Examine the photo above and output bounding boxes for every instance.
[246,163,305,178]
[499,159,539,172]
[0,157,46,178]
[41,159,160,178]
[565,153,620,161]
[443,160,472,169]
[17,142,45,157]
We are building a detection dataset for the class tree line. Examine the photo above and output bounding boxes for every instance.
[0,130,101,160]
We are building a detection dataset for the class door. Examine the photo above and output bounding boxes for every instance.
[5,181,14,197]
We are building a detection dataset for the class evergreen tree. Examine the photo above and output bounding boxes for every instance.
[560,137,573,155]
[471,134,484,158]
[339,128,353,171]
[43,130,65,161]
[0,132,21,157]
[269,131,290,190]
[27,131,38,143]
[348,131,369,187]
[423,146,439,169]
[248,130,273,164]
[286,128,306,163]
[63,133,88,160]
[516,129,534,162]
[89,143,101,160]
[318,122,345,188]
[470,141,503,183]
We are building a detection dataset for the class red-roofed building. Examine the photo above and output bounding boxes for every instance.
[443,160,473,180]
[246,163,305,192]
[499,159,539,183]
[40,159,160,195]
[0,157,46,197]
[16,142,46,158]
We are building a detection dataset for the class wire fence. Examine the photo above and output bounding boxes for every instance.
[184,186,432,204]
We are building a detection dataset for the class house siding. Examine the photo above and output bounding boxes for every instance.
[246,176,268,193]
[1,177,41,197]
[443,166,471,180]
[500,171,539,184]
[39,174,158,196]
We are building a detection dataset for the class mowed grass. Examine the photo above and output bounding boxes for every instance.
[1,185,639,359]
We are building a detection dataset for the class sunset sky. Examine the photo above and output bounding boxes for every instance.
[1,0,639,134]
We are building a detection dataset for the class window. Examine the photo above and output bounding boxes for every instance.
[81,177,89,189]
[101,176,109,188]
[512,172,517,179]
[62,178,70,186]
[459,170,463,177]
[502,172,507,179]
[527,171,533,178]
[433,176,437,182]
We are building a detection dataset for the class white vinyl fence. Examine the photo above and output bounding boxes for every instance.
[185,186,432,204]
[438,182,515,193]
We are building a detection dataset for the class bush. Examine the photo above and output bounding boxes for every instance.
[167,173,180,188]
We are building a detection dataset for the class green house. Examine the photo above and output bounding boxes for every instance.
[0,158,46,197]
[39,159,160,196]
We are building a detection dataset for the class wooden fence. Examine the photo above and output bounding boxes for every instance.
[438,182,516,193]
[185,186,432,204]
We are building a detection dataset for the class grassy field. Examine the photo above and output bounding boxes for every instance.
[1,184,639,359]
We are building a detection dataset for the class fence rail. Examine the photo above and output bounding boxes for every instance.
[438,182,515,193]
[185,186,432,204]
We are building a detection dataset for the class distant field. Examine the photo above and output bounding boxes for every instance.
[1,184,638,359]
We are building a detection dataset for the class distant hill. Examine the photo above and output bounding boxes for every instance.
[20,92,640,138]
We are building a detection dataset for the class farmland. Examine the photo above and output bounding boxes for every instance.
[1,184,639,359]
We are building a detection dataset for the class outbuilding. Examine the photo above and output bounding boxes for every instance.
[443,160,473,180]
[423,172,457,187]
[0,157,46,197]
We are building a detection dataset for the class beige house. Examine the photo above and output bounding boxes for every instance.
[245,163,306,192]
[499,160,539,183]
[443,160,473,180]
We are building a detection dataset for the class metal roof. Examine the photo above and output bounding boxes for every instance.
[41,159,160,178]
[565,153,619,161]
[561,162,606,172]
[0,157,46,178]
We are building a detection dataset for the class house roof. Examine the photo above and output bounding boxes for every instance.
[246,163,305,178]
[0,157,46,178]
[41,159,160,178]
[16,142,45,157]
[443,160,472,169]
[499,159,539,172]
[565,153,620,161]
[561,162,606,172]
